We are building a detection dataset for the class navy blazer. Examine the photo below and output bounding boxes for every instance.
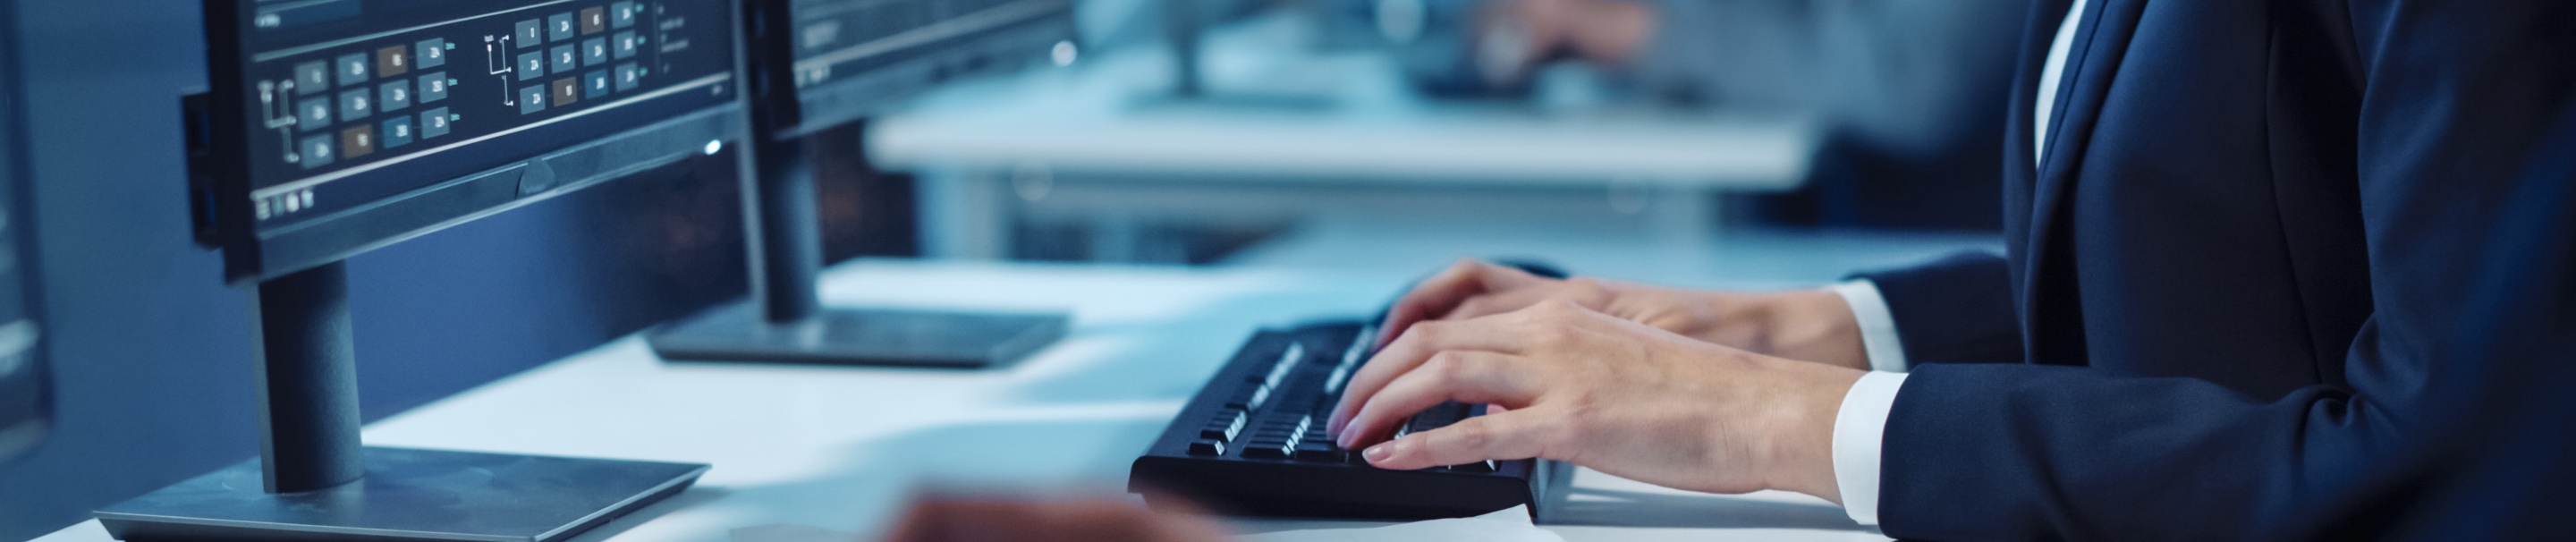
[2279,89,2576,542]
[1850,0,2576,539]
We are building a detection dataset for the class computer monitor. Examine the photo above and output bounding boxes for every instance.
[643,0,1072,368]
[0,0,48,465]
[784,0,1078,132]
[194,0,741,282]
[95,1,740,539]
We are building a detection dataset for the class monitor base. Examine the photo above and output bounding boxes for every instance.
[647,301,1068,368]
[95,446,708,542]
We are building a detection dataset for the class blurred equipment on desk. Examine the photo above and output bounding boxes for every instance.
[0,1,47,464]
[1386,0,2028,231]
[93,1,733,539]
[645,0,1073,368]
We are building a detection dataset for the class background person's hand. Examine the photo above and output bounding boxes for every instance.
[885,496,1227,542]
[1471,0,1655,83]
[1378,258,1870,370]
[1335,301,1863,502]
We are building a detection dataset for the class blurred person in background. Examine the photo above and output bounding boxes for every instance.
[1466,0,2025,230]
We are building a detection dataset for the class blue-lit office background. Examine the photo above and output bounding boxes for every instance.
[0,0,2016,538]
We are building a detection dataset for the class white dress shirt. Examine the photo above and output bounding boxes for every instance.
[1826,0,2089,525]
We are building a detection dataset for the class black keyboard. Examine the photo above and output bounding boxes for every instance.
[1129,319,1566,520]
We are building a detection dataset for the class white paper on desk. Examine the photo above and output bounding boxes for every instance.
[1242,505,1562,542]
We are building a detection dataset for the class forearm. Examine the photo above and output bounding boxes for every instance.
[1669,287,1868,371]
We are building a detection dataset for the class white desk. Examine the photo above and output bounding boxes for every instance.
[36,260,1885,542]
[866,15,1822,260]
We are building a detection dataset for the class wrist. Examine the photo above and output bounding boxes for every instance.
[1758,360,1865,504]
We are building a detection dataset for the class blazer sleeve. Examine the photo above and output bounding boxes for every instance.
[1876,3,2576,540]
[1849,251,2024,365]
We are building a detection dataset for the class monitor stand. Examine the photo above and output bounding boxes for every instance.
[95,262,707,542]
[648,1,1066,370]
[643,127,1066,368]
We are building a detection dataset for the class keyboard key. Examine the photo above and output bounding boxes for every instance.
[1241,444,1291,460]
[1448,461,1497,473]
[1293,442,1344,462]
[1187,440,1224,456]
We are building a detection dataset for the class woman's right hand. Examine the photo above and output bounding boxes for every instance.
[1376,258,1871,371]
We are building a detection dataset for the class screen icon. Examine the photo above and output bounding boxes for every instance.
[515,19,545,47]
[297,97,333,131]
[336,88,372,122]
[548,13,577,42]
[293,61,331,94]
[519,85,547,114]
[418,73,449,103]
[421,108,452,139]
[551,78,580,106]
[377,80,411,113]
[416,38,447,69]
[518,52,547,81]
[334,53,369,87]
[339,124,376,158]
[375,45,410,77]
[298,134,335,168]
[381,117,415,149]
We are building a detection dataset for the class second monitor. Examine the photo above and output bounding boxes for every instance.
[647,0,1077,368]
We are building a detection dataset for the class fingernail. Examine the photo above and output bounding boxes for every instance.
[1363,443,1394,464]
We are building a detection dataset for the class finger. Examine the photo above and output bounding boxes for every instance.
[1330,318,1529,438]
[1338,350,1541,450]
[1445,283,1571,323]
[1376,259,1493,350]
[1375,259,1549,350]
[1362,410,1554,471]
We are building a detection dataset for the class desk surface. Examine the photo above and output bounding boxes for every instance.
[866,16,1819,189]
[38,260,1887,542]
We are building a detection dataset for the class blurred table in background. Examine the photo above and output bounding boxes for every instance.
[868,14,1822,262]
[32,258,1898,542]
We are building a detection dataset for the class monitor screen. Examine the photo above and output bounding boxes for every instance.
[0,0,45,462]
[202,0,741,281]
[784,0,1075,132]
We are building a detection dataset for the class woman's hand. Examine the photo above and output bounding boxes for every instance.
[1378,258,1870,370]
[1334,301,1863,503]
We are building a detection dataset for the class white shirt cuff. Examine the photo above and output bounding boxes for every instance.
[1831,370,1909,526]
[1828,280,1910,373]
